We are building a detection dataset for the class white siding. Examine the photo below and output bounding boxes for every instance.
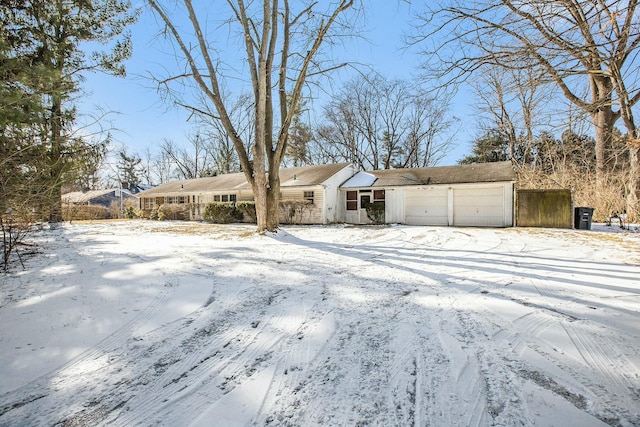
[280,187,324,224]
[384,188,404,223]
[323,164,358,223]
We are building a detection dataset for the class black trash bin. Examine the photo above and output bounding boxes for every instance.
[574,207,594,230]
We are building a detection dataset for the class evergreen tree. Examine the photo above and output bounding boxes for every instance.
[459,129,511,164]
[117,149,143,193]
[1,0,138,222]
[286,98,313,166]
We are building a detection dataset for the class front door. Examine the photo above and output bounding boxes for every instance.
[359,194,371,223]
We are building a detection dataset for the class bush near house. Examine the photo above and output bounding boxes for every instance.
[279,199,312,224]
[158,204,191,221]
[203,202,244,224]
[236,201,257,223]
[62,205,111,221]
[366,201,386,224]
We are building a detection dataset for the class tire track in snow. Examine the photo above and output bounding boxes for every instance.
[0,279,177,423]
[556,321,640,425]
[473,289,640,425]
[97,285,299,426]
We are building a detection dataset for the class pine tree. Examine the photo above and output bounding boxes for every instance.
[2,0,138,222]
[117,150,143,193]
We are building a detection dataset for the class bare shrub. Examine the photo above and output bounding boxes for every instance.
[279,200,312,224]
[62,205,110,221]
[158,204,192,221]
[1,208,37,272]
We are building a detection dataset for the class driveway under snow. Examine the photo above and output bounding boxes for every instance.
[0,221,639,426]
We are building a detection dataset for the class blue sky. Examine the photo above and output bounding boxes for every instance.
[78,1,473,167]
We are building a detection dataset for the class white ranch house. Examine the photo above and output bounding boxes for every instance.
[138,161,516,227]
[138,163,357,224]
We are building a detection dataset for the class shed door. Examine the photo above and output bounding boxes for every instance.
[453,186,505,226]
[405,188,448,225]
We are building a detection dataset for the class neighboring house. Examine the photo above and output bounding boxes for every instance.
[340,161,516,227]
[137,163,357,224]
[62,188,135,207]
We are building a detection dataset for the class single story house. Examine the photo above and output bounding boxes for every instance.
[62,188,135,207]
[137,163,357,224]
[137,161,516,227]
[339,161,516,227]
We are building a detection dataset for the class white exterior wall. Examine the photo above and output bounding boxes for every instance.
[323,164,358,223]
[383,188,404,223]
[280,187,324,224]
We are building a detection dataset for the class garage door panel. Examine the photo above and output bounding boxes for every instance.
[453,187,505,227]
[405,189,448,225]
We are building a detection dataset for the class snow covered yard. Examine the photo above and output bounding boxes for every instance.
[0,221,639,427]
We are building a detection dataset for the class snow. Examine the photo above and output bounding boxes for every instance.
[340,171,378,188]
[1,220,639,426]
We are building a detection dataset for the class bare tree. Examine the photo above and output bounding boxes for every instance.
[148,0,356,232]
[197,94,254,175]
[415,0,640,217]
[471,64,557,166]
[158,133,213,180]
[312,74,453,169]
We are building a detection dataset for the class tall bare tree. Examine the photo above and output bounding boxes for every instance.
[313,74,453,169]
[148,0,355,232]
[158,133,213,180]
[415,0,640,217]
[472,65,544,164]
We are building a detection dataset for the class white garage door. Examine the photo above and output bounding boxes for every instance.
[405,188,448,225]
[453,187,505,227]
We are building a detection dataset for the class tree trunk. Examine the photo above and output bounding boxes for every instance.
[253,170,268,232]
[628,143,640,221]
[48,96,64,223]
[590,107,615,190]
[266,183,280,231]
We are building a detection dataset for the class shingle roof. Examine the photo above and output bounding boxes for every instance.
[366,161,515,187]
[139,163,352,196]
[62,189,134,204]
[278,163,352,187]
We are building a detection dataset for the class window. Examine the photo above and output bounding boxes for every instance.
[346,191,358,211]
[143,198,155,210]
[304,191,314,204]
[373,190,385,201]
[166,196,187,204]
[360,194,371,209]
[214,194,236,203]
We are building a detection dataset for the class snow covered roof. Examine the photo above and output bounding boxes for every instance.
[340,171,378,188]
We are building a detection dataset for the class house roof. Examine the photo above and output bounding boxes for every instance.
[62,188,133,204]
[341,171,378,188]
[342,161,516,188]
[139,163,352,196]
